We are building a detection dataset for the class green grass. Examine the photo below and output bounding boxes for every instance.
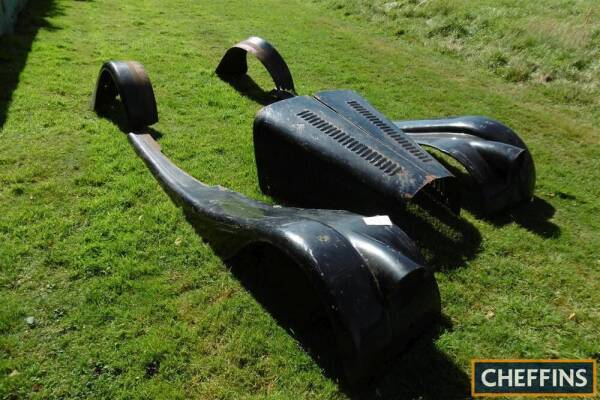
[318,0,600,122]
[0,0,599,398]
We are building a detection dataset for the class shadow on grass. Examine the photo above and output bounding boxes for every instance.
[485,196,559,238]
[350,327,471,400]
[390,196,482,272]
[228,243,470,400]
[218,73,281,106]
[0,0,62,129]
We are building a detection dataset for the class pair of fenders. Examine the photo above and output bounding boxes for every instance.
[92,37,535,380]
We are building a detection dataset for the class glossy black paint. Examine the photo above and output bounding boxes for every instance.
[91,60,441,380]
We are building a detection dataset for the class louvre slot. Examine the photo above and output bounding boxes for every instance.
[346,100,433,162]
[297,110,403,176]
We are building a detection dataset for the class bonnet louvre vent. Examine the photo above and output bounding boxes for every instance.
[297,110,403,176]
[347,100,432,162]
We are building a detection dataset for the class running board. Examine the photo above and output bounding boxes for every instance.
[91,60,441,380]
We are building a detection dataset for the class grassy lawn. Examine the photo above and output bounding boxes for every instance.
[0,0,599,398]
[319,0,599,122]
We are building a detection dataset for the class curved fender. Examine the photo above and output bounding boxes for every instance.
[394,117,535,214]
[91,61,158,129]
[92,60,441,379]
[215,36,296,99]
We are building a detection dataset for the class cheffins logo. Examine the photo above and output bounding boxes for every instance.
[472,359,597,397]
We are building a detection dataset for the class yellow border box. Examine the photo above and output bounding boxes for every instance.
[471,359,598,398]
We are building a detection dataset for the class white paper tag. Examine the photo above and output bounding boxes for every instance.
[363,215,392,226]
